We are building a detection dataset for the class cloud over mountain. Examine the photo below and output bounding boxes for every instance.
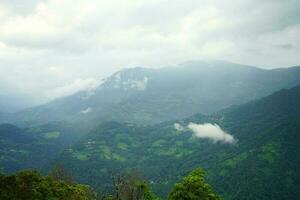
[188,123,236,144]
[175,122,236,144]
[0,0,299,106]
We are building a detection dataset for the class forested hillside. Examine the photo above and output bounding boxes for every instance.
[1,0,299,199]
[0,122,83,173]
[53,85,300,199]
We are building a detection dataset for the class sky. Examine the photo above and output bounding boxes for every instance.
[0,0,300,107]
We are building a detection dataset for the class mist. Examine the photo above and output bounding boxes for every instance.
[0,0,299,109]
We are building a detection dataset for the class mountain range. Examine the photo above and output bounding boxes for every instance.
[1,60,300,199]
[5,60,300,129]
[52,84,300,200]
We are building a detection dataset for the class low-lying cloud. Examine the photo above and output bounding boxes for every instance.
[174,122,236,144]
[188,122,236,144]
[174,122,185,131]
[45,78,102,100]
[80,107,92,114]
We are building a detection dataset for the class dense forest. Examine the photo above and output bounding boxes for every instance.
[53,85,300,199]
[0,167,219,200]
[1,85,300,199]
[1,65,300,199]
[1,0,299,199]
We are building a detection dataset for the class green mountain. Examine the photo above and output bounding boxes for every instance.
[9,61,300,128]
[0,122,83,173]
[54,85,300,200]
[2,61,300,199]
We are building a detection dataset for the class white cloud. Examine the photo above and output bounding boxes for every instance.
[0,0,300,106]
[174,122,236,144]
[45,78,101,100]
[124,77,149,90]
[46,66,64,76]
[80,107,92,114]
[174,123,185,131]
[187,122,236,144]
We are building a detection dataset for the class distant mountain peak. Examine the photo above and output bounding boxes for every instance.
[101,68,151,91]
[7,62,300,127]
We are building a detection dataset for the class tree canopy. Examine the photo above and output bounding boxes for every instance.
[0,170,95,200]
[168,168,220,200]
[0,168,220,200]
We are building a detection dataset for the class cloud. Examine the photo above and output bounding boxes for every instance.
[187,122,236,144]
[275,44,294,49]
[80,107,92,114]
[0,0,300,107]
[45,78,101,100]
[174,122,236,144]
[46,66,64,76]
[174,123,185,131]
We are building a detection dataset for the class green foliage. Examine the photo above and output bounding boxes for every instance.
[49,164,75,184]
[0,122,83,173]
[44,131,61,139]
[2,82,300,200]
[168,168,220,200]
[0,170,95,200]
[73,151,90,161]
[111,172,161,200]
[54,85,300,200]
[101,195,117,200]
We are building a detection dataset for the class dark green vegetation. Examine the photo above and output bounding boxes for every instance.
[55,85,300,199]
[103,172,161,200]
[0,168,218,200]
[168,168,220,200]
[1,63,300,199]
[0,170,94,200]
[5,61,300,128]
[0,122,83,173]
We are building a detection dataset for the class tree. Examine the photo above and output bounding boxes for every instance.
[168,168,220,200]
[0,170,95,200]
[49,163,75,184]
[111,172,160,200]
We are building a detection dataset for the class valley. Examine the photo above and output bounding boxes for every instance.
[1,63,300,199]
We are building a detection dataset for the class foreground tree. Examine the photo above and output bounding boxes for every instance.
[106,172,160,200]
[0,170,95,200]
[49,164,75,184]
[168,168,220,200]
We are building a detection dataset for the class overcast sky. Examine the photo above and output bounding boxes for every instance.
[0,0,300,104]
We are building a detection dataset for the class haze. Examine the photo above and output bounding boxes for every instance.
[0,0,300,111]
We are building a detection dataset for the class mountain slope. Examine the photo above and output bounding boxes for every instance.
[55,85,300,200]
[10,61,300,128]
[210,119,300,200]
[0,122,84,173]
